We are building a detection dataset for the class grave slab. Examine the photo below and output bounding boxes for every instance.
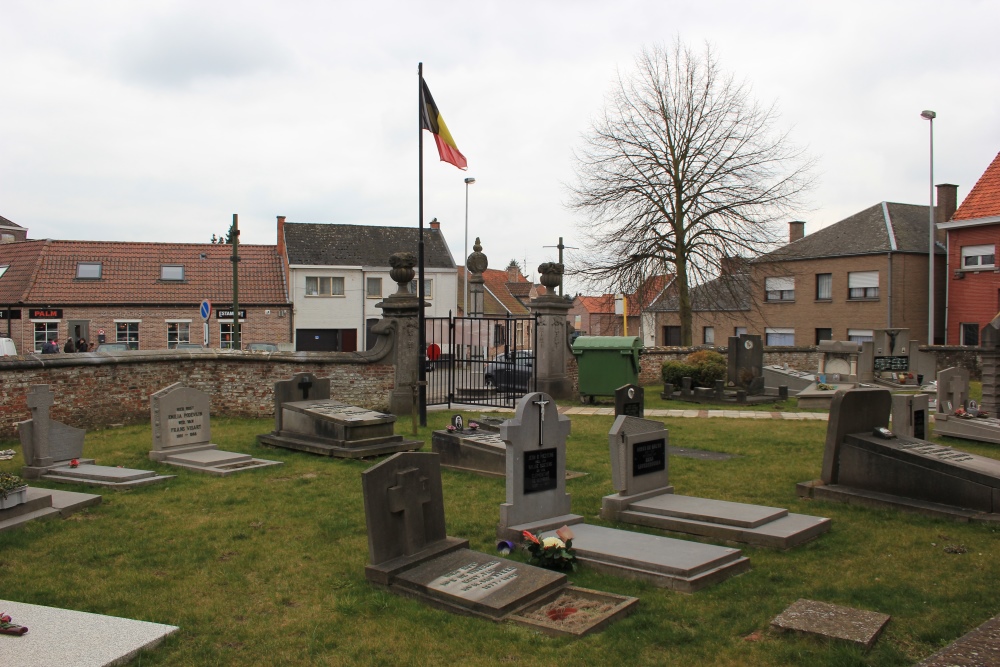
[914,612,1000,666]
[0,598,178,667]
[602,415,830,549]
[363,451,636,634]
[771,598,890,650]
[150,383,282,475]
[431,429,507,476]
[934,367,1000,445]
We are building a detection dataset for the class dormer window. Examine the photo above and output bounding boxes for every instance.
[161,265,184,281]
[77,262,102,279]
[0,265,8,278]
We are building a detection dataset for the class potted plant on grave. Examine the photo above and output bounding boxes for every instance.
[0,471,28,510]
[522,526,578,572]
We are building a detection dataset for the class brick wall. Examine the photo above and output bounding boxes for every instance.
[945,225,1000,344]
[0,350,393,439]
[637,346,820,385]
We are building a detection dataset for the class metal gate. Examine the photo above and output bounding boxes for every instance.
[424,314,538,409]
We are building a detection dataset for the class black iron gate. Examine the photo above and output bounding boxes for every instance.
[424,313,538,409]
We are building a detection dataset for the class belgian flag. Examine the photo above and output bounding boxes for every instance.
[420,79,467,170]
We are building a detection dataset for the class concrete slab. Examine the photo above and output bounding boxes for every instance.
[0,487,101,532]
[914,612,1000,666]
[771,598,890,649]
[166,449,251,466]
[618,507,831,549]
[0,599,178,667]
[629,494,788,528]
[41,465,174,488]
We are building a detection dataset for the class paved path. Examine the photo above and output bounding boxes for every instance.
[432,404,829,420]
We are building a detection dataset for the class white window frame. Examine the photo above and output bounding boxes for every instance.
[161,265,185,281]
[848,329,874,344]
[366,277,382,298]
[115,320,140,350]
[220,322,243,349]
[703,326,715,345]
[961,244,996,269]
[77,262,102,279]
[305,276,345,297]
[408,278,434,299]
[847,271,879,299]
[33,321,59,352]
[166,320,192,348]
[816,273,832,300]
[765,276,795,302]
[765,327,795,346]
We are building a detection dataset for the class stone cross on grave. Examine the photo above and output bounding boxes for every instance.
[387,467,433,556]
[937,367,970,414]
[532,398,550,447]
[25,384,55,467]
[297,376,313,400]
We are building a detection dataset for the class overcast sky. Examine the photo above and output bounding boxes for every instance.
[3,1,999,295]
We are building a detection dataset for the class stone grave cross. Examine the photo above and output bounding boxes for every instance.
[387,467,433,556]
[532,397,549,446]
[25,384,55,467]
[937,367,969,414]
[297,376,313,400]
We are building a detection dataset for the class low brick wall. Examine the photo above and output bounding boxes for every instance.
[0,350,395,439]
[637,346,820,385]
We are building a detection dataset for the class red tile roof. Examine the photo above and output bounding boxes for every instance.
[0,240,47,304]
[575,275,672,315]
[953,151,1000,221]
[0,240,288,305]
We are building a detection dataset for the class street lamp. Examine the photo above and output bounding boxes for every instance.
[921,110,936,344]
[463,177,476,315]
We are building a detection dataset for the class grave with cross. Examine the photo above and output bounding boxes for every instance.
[932,367,1000,445]
[361,451,638,634]
[17,384,174,488]
[258,373,421,458]
[497,393,751,592]
[149,383,283,475]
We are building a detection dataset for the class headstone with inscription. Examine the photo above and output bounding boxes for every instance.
[614,384,644,418]
[149,383,282,475]
[727,334,765,394]
[17,384,174,488]
[497,393,750,592]
[362,451,636,635]
[933,367,1000,444]
[891,393,929,440]
[601,416,830,549]
[798,386,1000,521]
[258,373,421,457]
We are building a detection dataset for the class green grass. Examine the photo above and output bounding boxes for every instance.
[2,411,999,666]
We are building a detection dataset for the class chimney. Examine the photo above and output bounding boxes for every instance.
[429,217,441,230]
[788,221,805,243]
[276,216,286,257]
[935,184,958,246]
[507,261,520,283]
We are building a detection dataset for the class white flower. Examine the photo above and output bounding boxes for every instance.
[542,537,565,549]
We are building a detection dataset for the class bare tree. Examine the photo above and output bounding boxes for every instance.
[569,41,813,345]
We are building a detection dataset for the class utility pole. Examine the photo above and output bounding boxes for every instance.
[542,236,578,296]
[230,214,241,350]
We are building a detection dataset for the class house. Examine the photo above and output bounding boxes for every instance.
[279,216,457,351]
[455,261,541,354]
[0,231,291,352]
[569,274,673,344]
[0,216,28,244]
[650,189,956,347]
[939,152,1000,345]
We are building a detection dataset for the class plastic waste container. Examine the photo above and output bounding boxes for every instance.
[572,336,642,401]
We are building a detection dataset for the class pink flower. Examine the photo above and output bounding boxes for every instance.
[522,530,540,545]
[70,459,80,468]
[556,525,575,542]
[0,613,11,623]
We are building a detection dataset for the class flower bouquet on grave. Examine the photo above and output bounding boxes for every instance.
[468,421,479,431]
[0,472,26,501]
[0,612,28,636]
[446,425,457,432]
[953,408,975,419]
[522,526,578,572]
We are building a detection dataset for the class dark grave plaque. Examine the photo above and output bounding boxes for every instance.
[615,384,644,418]
[632,438,666,477]
[524,448,558,494]
[451,415,464,430]
[914,409,926,440]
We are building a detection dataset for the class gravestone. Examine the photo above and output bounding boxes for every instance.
[431,428,508,477]
[891,393,929,439]
[18,385,174,488]
[498,393,750,592]
[258,373,421,458]
[771,599,890,650]
[796,341,861,409]
[450,415,464,430]
[614,384,644,418]
[933,367,1000,445]
[727,334,764,394]
[150,383,283,475]
[798,387,1000,521]
[601,416,830,549]
[0,487,102,533]
[362,452,636,635]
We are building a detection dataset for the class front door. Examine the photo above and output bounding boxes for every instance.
[68,320,90,348]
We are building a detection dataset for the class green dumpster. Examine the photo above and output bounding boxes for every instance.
[572,336,642,400]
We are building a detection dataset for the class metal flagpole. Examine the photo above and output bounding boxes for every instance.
[418,63,428,426]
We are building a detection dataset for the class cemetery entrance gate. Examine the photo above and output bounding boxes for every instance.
[424,314,537,409]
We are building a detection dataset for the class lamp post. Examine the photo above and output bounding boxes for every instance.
[463,177,476,315]
[921,110,936,345]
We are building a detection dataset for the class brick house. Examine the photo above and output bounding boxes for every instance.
[939,152,1000,345]
[280,216,457,352]
[567,275,672,343]
[0,235,291,353]
[455,262,542,353]
[650,192,956,346]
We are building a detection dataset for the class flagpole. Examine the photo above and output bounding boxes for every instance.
[417,62,428,427]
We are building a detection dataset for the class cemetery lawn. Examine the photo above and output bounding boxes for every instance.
[2,413,999,666]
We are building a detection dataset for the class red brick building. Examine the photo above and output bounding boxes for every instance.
[940,151,1000,345]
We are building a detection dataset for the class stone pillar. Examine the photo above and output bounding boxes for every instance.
[466,237,488,318]
[529,263,572,399]
[375,252,424,416]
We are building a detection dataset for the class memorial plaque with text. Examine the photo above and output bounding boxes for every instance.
[632,438,666,477]
[524,448,558,494]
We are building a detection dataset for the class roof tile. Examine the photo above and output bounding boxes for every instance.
[952,151,1000,221]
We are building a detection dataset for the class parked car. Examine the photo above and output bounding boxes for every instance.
[483,350,534,392]
[0,338,17,356]
[247,342,279,352]
[95,343,130,353]
[174,342,205,350]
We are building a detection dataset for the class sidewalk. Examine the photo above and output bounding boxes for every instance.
[431,403,829,420]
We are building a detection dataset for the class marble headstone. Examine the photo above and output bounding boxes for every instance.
[614,384,645,418]
[937,367,969,415]
[727,334,764,394]
[608,415,669,497]
[891,393,928,439]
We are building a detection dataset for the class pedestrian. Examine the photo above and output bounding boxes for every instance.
[77,337,88,352]
[42,338,58,354]
[64,338,76,353]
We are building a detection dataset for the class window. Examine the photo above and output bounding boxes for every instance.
[0,233,14,243]
[703,326,715,345]
[161,265,184,281]
[765,277,795,301]
[305,276,345,296]
[366,277,382,298]
[408,279,434,299]
[847,271,879,299]
[735,326,748,336]
[961,323,980,346]
[77,262,102,279]
[662,326,681,346]
[815,328,832,344]
[116,321,139,349]
[34,322,58,351]
[167,322,191,348]
[848,329,874,344]
[961,244,996,269]
[221,322,242,349]
[0,265,8,278]
[765,327,794,346]
[816,273,832,300]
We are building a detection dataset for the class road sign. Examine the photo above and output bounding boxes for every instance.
[426,343,441,361]
[97,329,105,336]
[200,300,212,321]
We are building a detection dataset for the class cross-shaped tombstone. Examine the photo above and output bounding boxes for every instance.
[387,467,432,556]
[271,372,331,433]
[25,384,55,467]
[297,376,313,400]
[937,367,969,414]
